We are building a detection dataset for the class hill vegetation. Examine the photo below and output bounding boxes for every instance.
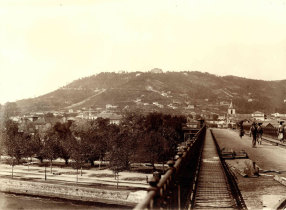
[15,71,286,114]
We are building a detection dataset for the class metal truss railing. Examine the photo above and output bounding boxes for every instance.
[134,125,206,210]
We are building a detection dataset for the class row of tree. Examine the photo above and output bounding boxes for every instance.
[0,112,186,172]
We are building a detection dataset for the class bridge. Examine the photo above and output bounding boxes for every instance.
[135,124,286,209]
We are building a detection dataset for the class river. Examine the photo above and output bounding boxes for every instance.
[0,192,130,210]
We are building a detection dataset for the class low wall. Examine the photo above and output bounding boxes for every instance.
[274,175,286,187]
[0,177,138,207]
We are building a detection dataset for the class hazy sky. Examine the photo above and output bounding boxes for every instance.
[1,0,286,104]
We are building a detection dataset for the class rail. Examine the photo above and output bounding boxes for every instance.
[210,129,247,209]
[134,125,206,210]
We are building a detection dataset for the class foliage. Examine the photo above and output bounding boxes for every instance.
[1,112,186,172]
[2,120,26,163]
[2,102,20,119]
[70,118,112,166]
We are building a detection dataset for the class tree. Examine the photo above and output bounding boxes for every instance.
[143,131,166,170]
[93,118,111,164]
[2,102,19,122]
[71,120,95,166]
[54,121,75,165]
[117,112,144,163]
[109,129,133,171]
[70,136,86,180]
[71,118,112,167]
[27,131,44,162]
[3,120,26,164]
[138,113,186,169]
[42,128,61,173]
[160,115,186,162]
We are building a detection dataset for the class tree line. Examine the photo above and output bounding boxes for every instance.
[0,112,186,172]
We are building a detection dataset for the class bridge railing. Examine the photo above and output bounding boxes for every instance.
[134,125,206,210]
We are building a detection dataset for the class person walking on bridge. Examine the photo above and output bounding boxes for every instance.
[250,122,258,147]
[257,123,263,145]
[278,121,285,143]
[238,120,245,138]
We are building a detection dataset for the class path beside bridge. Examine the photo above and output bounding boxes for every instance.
[212,128,286,209]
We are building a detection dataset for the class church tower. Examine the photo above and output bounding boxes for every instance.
[226,100,236,127]
[228,100,236,115]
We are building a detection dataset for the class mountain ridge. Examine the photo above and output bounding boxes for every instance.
[15,71,286,114]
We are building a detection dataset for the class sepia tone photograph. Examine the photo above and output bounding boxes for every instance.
[0,0,286,209]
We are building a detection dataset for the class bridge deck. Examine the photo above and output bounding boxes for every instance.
[211,128,286,209]
[192,129,236,209]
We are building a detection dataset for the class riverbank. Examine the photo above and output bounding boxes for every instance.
[0,162,151,207]
[0,177,145,207]
[0,191,129,210]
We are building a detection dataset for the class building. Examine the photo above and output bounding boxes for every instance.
[228,101,235,115]
[235,114,252,121]
[168,104,177,109]
[96,112,122,125]
[252,111,265,121]
[220,101,230,106]
[106,104,118,109]
[263,119,281,129]
[271,113,286,118]
[186,105,195,109]
[226,101,236,127]
[153,102,164,108]
[150,68,163,74]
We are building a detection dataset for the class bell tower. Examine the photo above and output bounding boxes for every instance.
[228,100,235,115]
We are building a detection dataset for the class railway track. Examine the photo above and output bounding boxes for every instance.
[189,129,246,209]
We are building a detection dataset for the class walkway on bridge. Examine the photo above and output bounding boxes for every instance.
[211,128,286,209]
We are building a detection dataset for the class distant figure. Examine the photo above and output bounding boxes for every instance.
[250,122,258,147]
[277,121,285,143]
[257,123,263,145]
[238,120,245,138]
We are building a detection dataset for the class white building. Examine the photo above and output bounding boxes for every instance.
[150,68,163,74]
[252,111,265,121]
[153,102,164,108]
[106,104,118,109]
[186,105,195,109]
[271,113,286,118]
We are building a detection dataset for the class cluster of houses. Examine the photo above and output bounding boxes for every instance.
[10,105,122,135]
[205,101,286,129]
[8,97,286,136]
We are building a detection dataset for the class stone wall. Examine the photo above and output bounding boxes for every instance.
[0,177,137,207]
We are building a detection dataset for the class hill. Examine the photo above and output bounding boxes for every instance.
[16,71,286,114]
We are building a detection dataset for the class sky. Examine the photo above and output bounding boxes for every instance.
[1,0,286,104]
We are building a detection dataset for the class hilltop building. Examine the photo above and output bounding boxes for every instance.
[150,68,163,74]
